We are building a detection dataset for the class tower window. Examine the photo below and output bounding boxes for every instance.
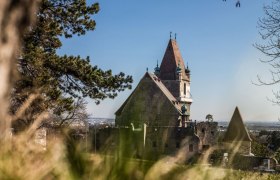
[176,142,180,148]
[184,83,186,95]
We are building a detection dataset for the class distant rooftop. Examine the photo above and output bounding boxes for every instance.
[223,107,252,142]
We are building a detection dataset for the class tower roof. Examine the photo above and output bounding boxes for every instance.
[224,107,252,142]
[159,39,189,80]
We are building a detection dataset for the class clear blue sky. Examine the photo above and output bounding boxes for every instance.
[58,0,279,122]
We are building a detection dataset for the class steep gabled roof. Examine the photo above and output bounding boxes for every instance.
[159,39,189,81]
[224,107,252,142]
[115,72,182,116]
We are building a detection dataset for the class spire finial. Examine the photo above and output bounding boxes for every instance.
[154,60,160,75]
[186,62,190,74]
[146,67,148,72]
[175,33,177,40]
[170,31,172,39]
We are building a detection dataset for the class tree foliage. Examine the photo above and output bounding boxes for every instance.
[47,98,89,128]
[274,148,280,162]
[267,131,280,151]
[251,141,271,157]
[12,0,133,128]
[205,114,213,122]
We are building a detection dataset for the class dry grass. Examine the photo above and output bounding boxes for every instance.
[86,152,280,180]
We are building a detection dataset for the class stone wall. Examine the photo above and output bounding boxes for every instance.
[223,141,251,155]
[90,125,200,161]
[144,126,199,160]
[231,154,278,170]
[196,121,218,151]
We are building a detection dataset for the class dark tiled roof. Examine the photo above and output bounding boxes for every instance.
[159,39,189,81]
[224,107,252,142]
[115,72,182,116]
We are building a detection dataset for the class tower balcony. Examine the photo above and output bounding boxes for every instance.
[178,96,193,103]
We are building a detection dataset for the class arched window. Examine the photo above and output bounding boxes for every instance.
[184,83,186,95]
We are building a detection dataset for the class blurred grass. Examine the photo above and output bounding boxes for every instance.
[85,153,280,180]
[0,125,278,180]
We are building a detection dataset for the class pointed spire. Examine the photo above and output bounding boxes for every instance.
[159,39,188,80]
[224,107,252,142]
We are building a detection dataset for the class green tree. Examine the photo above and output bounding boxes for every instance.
[267,131,280,151]
[205,114,214,122]
[12,0,133,130]
[251,141,271,157]
[274,148,280,162]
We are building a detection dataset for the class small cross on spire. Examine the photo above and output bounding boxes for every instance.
[175,33,177,40]
[170,31,172,39]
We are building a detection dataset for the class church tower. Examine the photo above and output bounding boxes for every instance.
[154,38,193,119]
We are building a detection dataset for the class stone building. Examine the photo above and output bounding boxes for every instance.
[115,38,192,128]
[113,38,213,160]
[88,38,220,162]
[196,121,219,151]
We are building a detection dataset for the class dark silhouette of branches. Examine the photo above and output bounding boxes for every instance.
[255,0,280,105]
[46,98,89,128]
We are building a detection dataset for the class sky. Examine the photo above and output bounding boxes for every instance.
[58,0,280,122]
